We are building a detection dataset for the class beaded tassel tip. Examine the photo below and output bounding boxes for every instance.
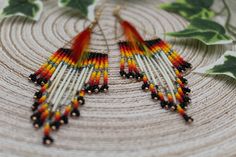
[115,11,193,123]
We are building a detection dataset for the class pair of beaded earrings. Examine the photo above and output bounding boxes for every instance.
[28,7,193,145]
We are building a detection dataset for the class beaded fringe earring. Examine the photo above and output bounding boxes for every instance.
[28,11,109,145]
[114,7,193,123]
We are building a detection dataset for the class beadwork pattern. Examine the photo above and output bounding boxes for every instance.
[29,49,109,145]
[118,38,193,123]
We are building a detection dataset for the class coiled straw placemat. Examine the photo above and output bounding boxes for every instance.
[0,0,236,157]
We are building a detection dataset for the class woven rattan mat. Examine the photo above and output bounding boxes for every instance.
[0,0,236,157]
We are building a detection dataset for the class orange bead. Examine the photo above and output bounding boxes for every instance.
[38,95,47,104]
[54,111,61,121]
[178,87,184,96]
[158,92,164,101]
[79,90,85,97]
[149,84,155,93]
[64,105,71,116]
[40,84,48,93]
[38,103,48,113]
[43,123,51,136]
[41,109,49,120]
[72,98,79,109]
[35,63,48,75]
[177,78,184,87]
[175,93,183,102]
[103,71,108,84]
[177,105,185,115]
[167,93,173,102]
[143,75,148,83]
[175,70,182,78]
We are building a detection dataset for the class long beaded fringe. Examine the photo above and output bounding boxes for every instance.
[118,38,193,123]
[29,48,109,145]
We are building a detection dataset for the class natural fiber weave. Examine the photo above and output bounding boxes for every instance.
[0,0,236,157]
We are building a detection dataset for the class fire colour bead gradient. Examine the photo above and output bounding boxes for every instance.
[27,7,112,145]
[118,39,193,123]
[29,51,109,145]
[114,1,193,124]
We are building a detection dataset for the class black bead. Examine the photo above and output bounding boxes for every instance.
[59,48,72,54]
[36,77,44,86]
[168,102,174,108]
[180,102,188,109]
[85,85,92,93]
[93,85,100,93]
[151,92,158,100]
[183,87,191,94]
[141,83,149,90]
[71,109,80,117]
[29,74,37,82]
[136,73,144,81]
[50,121,60,130]
[91,85,97,92]
[34,91,43,99]
[60,115,68,124]
[181,66,186,71]
[182,114,189,122]
[183,96,191,103]
[155,85,159,90]
[141,84,146,90]
[100,84,109,92]
[119,71,126,78]
[130,72,135,78]
[43,135,54,145]
[139,73,144,79]
[30,112,41,121]
[77,96,85,105]
[105,85,109,90]
[31,102,40,111]
[33,119,43,128]
[184,62,192,69]
[125,73,130,78]
[145,40,151,46]
[177,66,184,72]
[160,101,168,108]
[83,83,90,91]
[41,78,48,86]
[126,72,135,79]
[156,38,161,43]
[180,77,188,84]
[183,114,194,123]
[135,73,141,81]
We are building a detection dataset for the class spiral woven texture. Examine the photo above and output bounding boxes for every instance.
[0,0,236,157]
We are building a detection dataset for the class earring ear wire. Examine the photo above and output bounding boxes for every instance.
[113,5,121,19]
